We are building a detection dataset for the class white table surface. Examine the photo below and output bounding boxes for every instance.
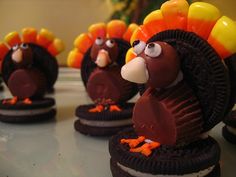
[0,68,235,177]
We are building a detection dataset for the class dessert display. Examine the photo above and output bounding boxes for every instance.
[67,20,138,136]
[0,28,64,123]
[109,0,236,176]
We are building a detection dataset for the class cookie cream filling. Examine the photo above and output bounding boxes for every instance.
[227,126,236,135]
[0,107,53,116]
[117,162,215,177]
[78,118,132,127]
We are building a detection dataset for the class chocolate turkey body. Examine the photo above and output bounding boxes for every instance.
[7,44,47,99]
[122,41,204,145]
[86,38,134,105]
[86,66,133,104]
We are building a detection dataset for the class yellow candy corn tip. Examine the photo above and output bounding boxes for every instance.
[52,38,65,52]
[107,19,126,25]
[4,31,21,43]
[209,16,236,54]
[22,27,37,33]
[67,50,82,67]
[67,51,75,66]
[89,23,106,30]
[88,23,106,34]
[74,33,90,47]
[161,0,189,14]
[39,28,55,40]
[143,10,163,24]
[127,23,139,32]
[130,28,141,46]
[188,2,221,21]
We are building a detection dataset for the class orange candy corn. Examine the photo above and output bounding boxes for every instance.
[187,2,221,40]
[74,33,93,54]
[161,0,189,30]
[107,20,127,39]
[47,38,65,56]
[125,48,137,63]
[67,49,84,68]
[22,28,37,43]
[4,32,21,47]
[36,28,55,48]
[88,23,106,40]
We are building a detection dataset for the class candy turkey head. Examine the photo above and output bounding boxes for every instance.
[11,43,33,68]
[121,41,181,89]
[90,37,118,68]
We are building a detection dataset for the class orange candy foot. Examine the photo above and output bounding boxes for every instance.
[130,142,160,156]
[89,105,104,113]
[23,98,32,104]
[121,136,160,156]
[2,97,18,105]
[121,136,145,148]
[109,105,122,112]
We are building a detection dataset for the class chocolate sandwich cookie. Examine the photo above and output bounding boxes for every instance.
[74,103,134,136]
[0,98,56,123]
[109,128,221,177]
[222,110,236,144]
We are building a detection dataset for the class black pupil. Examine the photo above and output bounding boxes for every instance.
[110,40,114,44]
[22,44,27,48]
[132,40,140,47]
[148,43,155,48]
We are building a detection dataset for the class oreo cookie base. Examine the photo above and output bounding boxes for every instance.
[74,103,134,136]
[109,128,221,177]
[0,98,56,123]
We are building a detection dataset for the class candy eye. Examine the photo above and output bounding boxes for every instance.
[12,45,18,51]
[20,43,29,49]
[144,43,162,58]
[95,37,104,46]
[132,40,146,55]
[106,39,115,48]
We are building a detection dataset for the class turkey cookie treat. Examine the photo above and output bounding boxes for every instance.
[0,28,64,123]
[222,109,236,144]
[68,20,138,136]
[109,1,236,176]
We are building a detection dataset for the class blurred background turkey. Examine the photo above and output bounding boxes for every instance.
[0,28,64,104]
